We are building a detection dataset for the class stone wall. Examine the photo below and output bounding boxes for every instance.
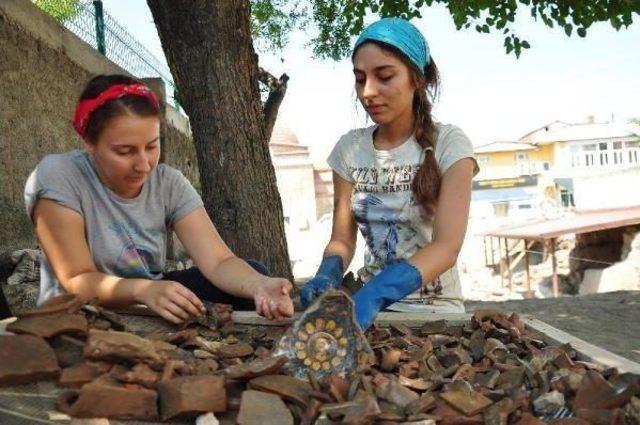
[0,1,195,272]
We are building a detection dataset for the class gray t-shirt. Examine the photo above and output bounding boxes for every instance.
[327,123,478,311]
[24,150,203,304]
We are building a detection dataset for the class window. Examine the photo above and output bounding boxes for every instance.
[515,153,528,161]
[613,142,622,150]
[560,189,575,207]
[599,142,608,150]
[476,155,490,164]
[543,162,550,171]
[582,144,597,151]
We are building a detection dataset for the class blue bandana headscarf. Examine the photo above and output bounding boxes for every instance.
[354,18,430,74]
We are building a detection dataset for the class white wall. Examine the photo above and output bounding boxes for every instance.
[573,165,640,211]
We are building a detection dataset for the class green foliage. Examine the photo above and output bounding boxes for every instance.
[250,0,308,53]
[33,0,84,23]
[291,0,639,59]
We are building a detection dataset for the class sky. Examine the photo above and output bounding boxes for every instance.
[101,1,640,167]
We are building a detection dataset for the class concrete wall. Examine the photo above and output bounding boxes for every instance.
[0,1,194,270]
[573,166,640,211]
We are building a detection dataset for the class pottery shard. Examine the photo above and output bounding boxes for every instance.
[517,412,547,425]
[574,370,638,410]
[218,342,254,358]
[533,390,565,414]
[320,390,381,425]
[405,394,437,416]
[7,313,88,338]
[111,363,159,389]
[58,363,103,388]
[225,355,288,380]
[440,386,493,416]
[381,348,403,372]
[18,294,83,318]
[84,329,164,368]
[377,379,420,408]
[248,374,312,406]
[0,335,60,386]
[237,390,293,425]
[58,376,157,420]
[483,397,516,425]
[159,375,227,421]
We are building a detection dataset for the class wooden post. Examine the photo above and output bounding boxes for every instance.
[504,238,512,291]
[524,239,534,298]
[483,237,488,266]
[498,237,505,287]
[489,236,495,266]
[550,238,559,298]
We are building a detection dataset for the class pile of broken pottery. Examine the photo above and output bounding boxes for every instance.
[0,293,639,424]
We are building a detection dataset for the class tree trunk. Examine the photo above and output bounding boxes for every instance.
[147,0,292,280]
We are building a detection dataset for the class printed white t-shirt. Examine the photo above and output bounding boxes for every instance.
[327,123,479,312]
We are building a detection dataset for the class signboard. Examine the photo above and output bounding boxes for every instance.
[473,175,538,190]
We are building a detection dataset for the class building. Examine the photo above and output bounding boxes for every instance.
[269,120,317,232]
[473,118,640,219]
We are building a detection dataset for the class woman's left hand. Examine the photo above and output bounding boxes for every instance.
[254,277,294,320]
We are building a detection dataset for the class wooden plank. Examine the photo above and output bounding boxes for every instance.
[522,317,640,374]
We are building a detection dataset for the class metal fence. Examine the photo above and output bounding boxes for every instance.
[34,0,179,109]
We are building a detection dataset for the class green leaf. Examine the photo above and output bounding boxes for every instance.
[521,40,530,48]
[564,23,572,36]
[577,27,586,37]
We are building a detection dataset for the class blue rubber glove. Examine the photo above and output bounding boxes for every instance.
[299,255,344,309]
[352,260,423,331]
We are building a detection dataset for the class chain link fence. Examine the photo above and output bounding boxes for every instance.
[33,0,180,109]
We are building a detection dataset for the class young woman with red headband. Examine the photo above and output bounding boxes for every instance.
[24,74,293,324]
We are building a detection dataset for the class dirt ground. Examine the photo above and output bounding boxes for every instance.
[466,290,640,364]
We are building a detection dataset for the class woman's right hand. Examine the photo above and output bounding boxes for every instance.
[134,280,205,324]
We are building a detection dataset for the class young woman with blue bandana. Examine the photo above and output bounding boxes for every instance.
[300,18,479,330]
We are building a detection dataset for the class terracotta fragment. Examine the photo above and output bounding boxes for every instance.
[237,390,293,425]
[483,397,516,425]
[376,379,420,408]
[18,293,83,318]
[218,342,254,358]
[58,362,103,388]
[0,334,60,385]
[574,370,636,410]
[111,363,159,389]
[405,394,437,416]
[517,412,547,425]
[225,355,288,379]
[248,374,312,406]
[381,348,402,372]
[7,313,88,338]
[398,375,433,391]
[440,383,493,416]
[84,329,165,368]
[158,375,227,420]
[320,390,381,425]
[50,334,85,367]
[533,390,565,414]
[57,375,158,420]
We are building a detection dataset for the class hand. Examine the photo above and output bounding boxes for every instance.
[254,277,294,321]
[134,280,205,324]
[299,275,334,309]
[352,261,422,330]
[299,255,344,309]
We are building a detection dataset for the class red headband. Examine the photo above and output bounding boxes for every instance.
[73,83,160,138]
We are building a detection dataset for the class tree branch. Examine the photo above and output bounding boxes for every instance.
[259,67,289,140]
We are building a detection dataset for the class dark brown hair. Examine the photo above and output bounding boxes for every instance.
[79,74,160,142]
[354,42,441,214]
